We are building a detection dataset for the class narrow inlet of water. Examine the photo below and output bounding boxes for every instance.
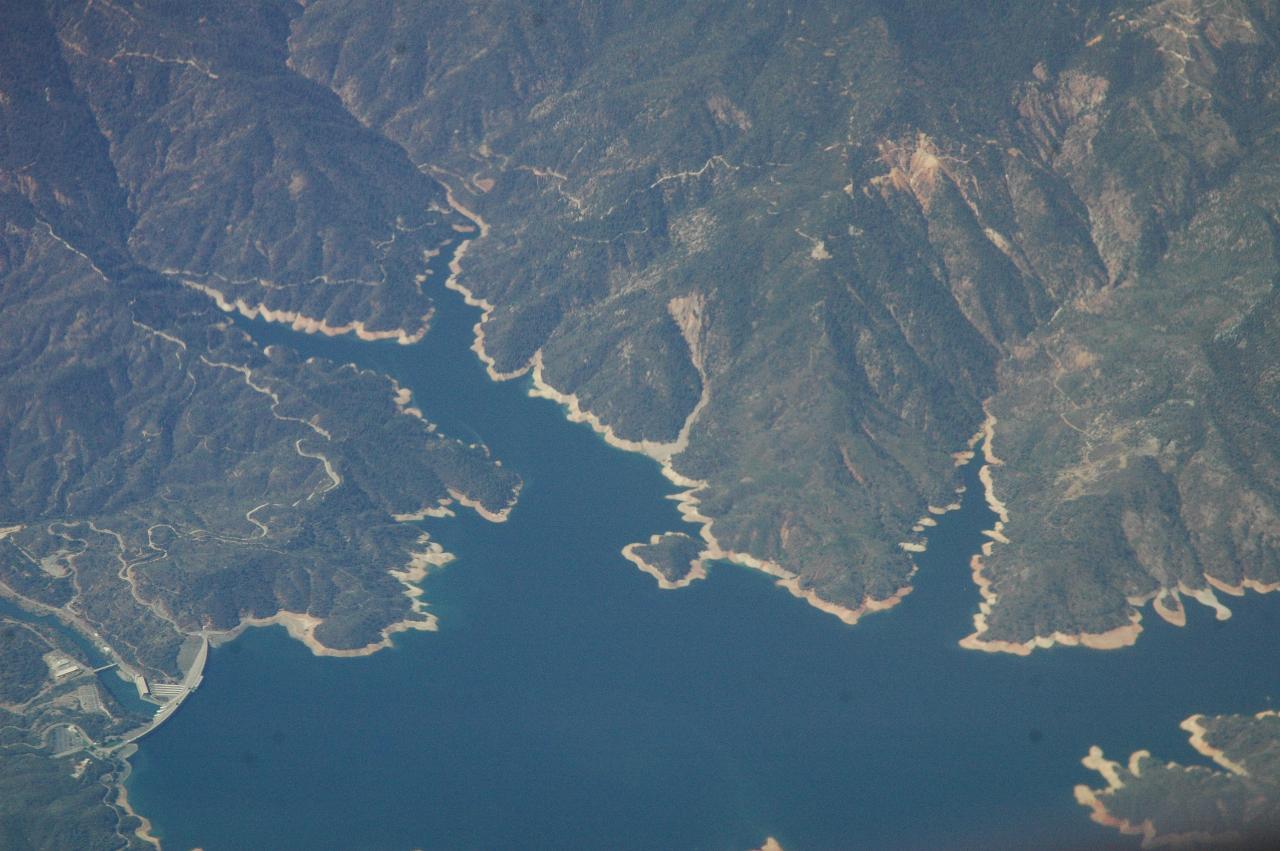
[0,596,156,718]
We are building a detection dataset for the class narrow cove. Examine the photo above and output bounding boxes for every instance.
[126,271,1280,850]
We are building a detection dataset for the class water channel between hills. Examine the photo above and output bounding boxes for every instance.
[0,597,156,719]
[126,258,1280,850]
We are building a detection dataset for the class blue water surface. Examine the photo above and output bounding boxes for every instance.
[126,260,1280,850]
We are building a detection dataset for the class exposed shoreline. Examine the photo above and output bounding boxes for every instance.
[197,334,513,658]
[447,488,513,523]
[113,744,161,849]
[902,489,968,552]
[1072,746,1161,846]
[959,410,1275,654]
[432,172,912,624]
[391,503,454,522]
[1206,573,1280,596]
[958,412,1144,655]
[185,292,518,654]
[109,181,520,830]
[527,351,688,461]
[427,170,533,382]
[209,608,437,659]
[620,534,709,590]
[960,545,1144,655]
[389,381,519,522]
[530,359,916,621]
[179,278,431,345]
[110,203,515,837]
[1180,714,1254,776]
[523,294,712,464]
[640,439,906,623]
[665,460,913,625]
[208,535,453,659]
[1071,713,1277,849]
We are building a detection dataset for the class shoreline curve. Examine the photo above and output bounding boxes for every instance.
[431,170,913,626]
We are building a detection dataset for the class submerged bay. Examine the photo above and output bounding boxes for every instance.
[126,272,1280,850]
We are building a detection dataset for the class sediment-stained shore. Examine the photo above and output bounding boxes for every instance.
[433,172,914,625]
[179,279,431,345]
[595,389,917,621]
[210,535,453,658]
[1206,574,1280,596]
[110,538,454,847]
[113,745,161,850]
[447,488,515,523]
[1072,746,1159,846]
[960,410,1273,654]
[391,504,455,522]
[958,412,1145,655]
[1071,711,1280,850]
[620,534,709,590]
[527,352,688,460]
[210,607,436,659]
[389,381,518,521]
[427,170,533,382]
[665,460,914,625]
[960,547,1145,655]
[1181,714,1255,776]
[523,294,714,468]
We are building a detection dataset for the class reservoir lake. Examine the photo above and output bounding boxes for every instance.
[127,257,1280,849]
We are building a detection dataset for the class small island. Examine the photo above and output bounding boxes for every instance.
[621,532,707,589]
